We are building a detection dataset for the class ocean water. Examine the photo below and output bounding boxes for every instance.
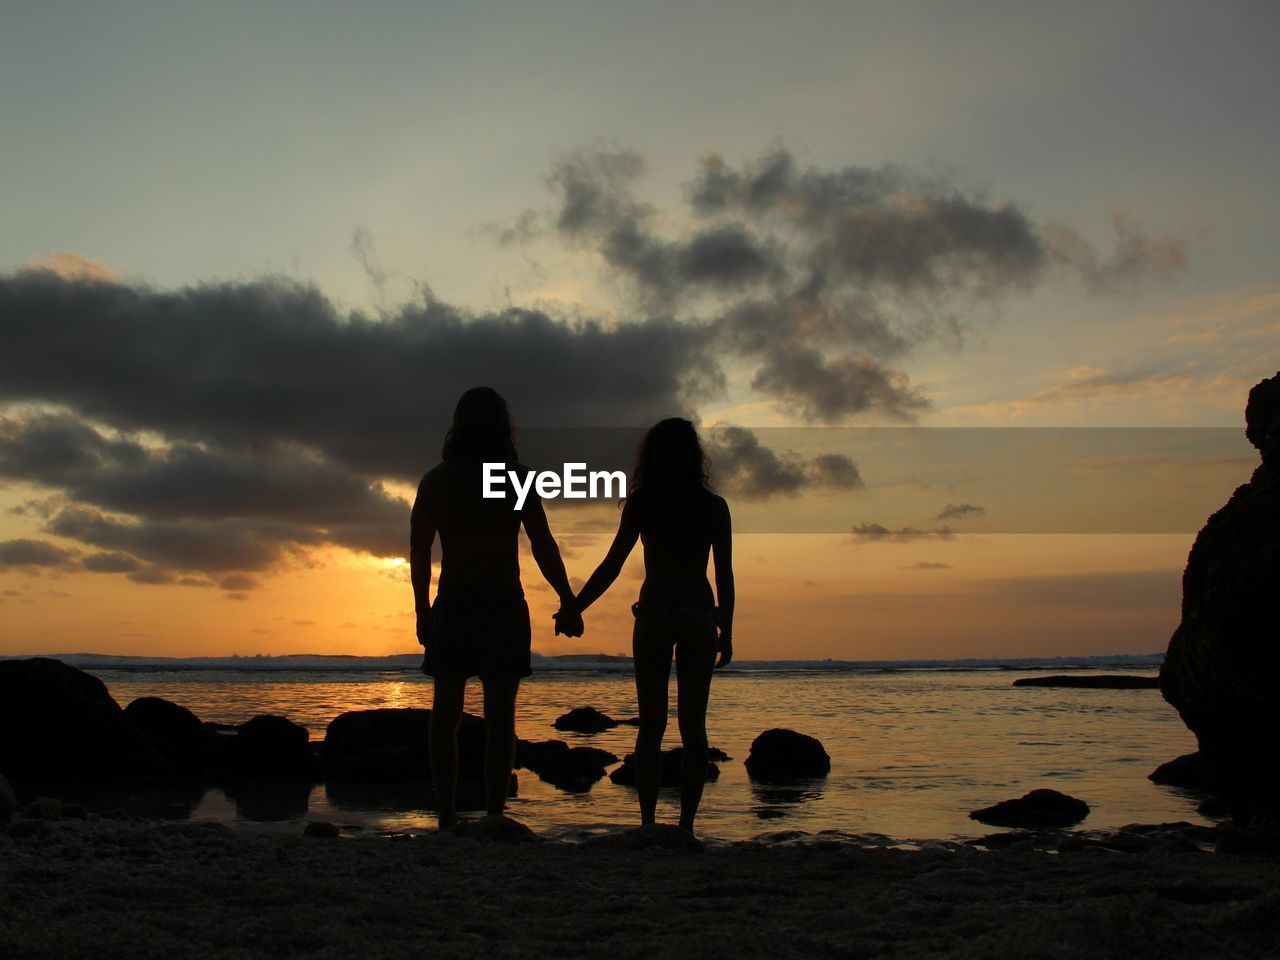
[86,659,1210,842]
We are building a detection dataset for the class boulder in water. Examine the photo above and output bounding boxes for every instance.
[608,747,720,787]
[124,697,214,775]
[231,715,317,778]
[0,657,162,780]
[553,706,621,734]
[1160,371,1280,816]
[1149,752,1223,793]
[516,739,618,791]
[323,708,489,782]
[970,789,1090,828]
[743,729,830,782]
[1013,675,1159,689]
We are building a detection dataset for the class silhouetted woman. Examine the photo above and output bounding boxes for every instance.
[410,387,581,829]
[574,418,734,834]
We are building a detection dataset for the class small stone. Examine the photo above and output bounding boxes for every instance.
[303,820,341,839]
[23,796,64,821]
[970,789,1090,828]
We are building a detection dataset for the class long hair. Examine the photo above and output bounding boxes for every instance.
[629,417,712,497]
[441,386,518,463]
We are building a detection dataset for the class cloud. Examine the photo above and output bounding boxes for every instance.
[0,144,1188,587]
[906,561,953,570]
[850,522,956,543]
[0,538,79,569]
[522,146,1185,423]
[935,502,985,520]
[1043,212,1188,295]
[706,425,863,499]
[81,551,142,573]
[24,253,115,284]
[0,410,410,584]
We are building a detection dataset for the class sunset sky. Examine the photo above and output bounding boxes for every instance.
[1,1,1277,660]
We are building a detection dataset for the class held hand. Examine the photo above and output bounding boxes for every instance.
[553,604,584,638]
[416,617,430,649]
[715,629,733,669]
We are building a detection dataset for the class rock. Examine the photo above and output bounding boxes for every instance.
[0,774,14,829]
[453,814,539,844]
[1160,372,1280,815]
[516,739,617,791]
[743,729,831,781]
[1013,675,1159,689]
[0,657,163,780]
[581,824,703,852]
[22,796,64,821]
[323,708,489,782]
[970,789,1090,828]
[231,715,317,778]
[553,706,621,734]
[303,820,341,839]
[1149,752,1222,792]
[124,697,214,775]
[608,747,720,787]
[325,708,430,781]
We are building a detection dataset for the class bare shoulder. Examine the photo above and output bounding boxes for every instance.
[417,461,449,493]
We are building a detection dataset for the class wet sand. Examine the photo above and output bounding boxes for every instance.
[3,814,1278,959]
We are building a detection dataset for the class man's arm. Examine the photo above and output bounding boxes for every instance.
[521,493,576,608]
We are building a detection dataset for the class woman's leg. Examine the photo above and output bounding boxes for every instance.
[632,618,673,826]
[481,675,520,817]
[674,619,717,833]
[430,676,466,829]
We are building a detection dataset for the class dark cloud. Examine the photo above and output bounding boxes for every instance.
[218,573,258,592]
[0,538,79,569]
[81,551,142,573]
[850,522,956,543]
[0,144,1187,588]
[936,502,986,521]
[906,561,953,570]
[0,270,707,480]
[0,411,409,584]
[526,146,1185,424]
[707,426,863,499]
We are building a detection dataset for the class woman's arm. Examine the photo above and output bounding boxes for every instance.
[409,487,435,647]
[712,497,734,668]
[574,499,642,613]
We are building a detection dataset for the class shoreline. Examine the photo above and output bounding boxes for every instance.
[3,812,1278,959]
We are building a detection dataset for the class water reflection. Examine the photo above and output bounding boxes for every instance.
[750,780,826,820]
[220,777,314,821]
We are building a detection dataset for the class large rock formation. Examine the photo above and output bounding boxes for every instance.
[323,708,488,782]
[124,697,215,776]
[1160,371,1280,815]
[0,657,163,780]
[743,729,830,782]
[230,715,318,778]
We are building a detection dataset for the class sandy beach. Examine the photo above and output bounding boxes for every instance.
[3,812,1279,960]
